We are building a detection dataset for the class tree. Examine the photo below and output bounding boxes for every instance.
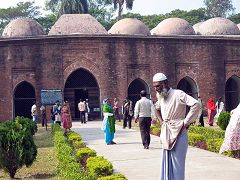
[46,0,88,17]
[204,0,235,17]
[0,1,41,34]
[105,0,135,20]
[35,14,58,33]
[229,13,240,24]
[88,0,115,30]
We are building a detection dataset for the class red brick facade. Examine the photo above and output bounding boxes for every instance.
[0,35,239,121]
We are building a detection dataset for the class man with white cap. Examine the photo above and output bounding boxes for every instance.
[153,72,200,180]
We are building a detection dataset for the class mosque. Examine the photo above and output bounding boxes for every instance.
[0,14,240,121]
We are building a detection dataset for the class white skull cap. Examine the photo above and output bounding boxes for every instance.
[153,73,167,82]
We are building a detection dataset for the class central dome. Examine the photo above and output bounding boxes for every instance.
[48,14,107,35]
[151,18,195,35]
[108,18,150,35]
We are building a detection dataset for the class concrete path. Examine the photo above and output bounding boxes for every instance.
[73,121,240,180]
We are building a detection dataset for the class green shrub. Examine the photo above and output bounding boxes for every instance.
[76,148,97,167]
[97,174,127,180]
[224,150,240,159]
[54,131,87,180]
[73,140,86,149]
[217,112,231,130]
[68,131,82,144]
[206,138,224,153]
[188,133,207,149]
[188,126,225,139]
[0,120,37,178]
[151,127,160,136]
[87,156,113,179]
[52,123,62,134]
[15,116,37,135]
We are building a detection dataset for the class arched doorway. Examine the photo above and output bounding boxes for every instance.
[64,68,100,120]
[225,75,240,111]
[128,78,150,107]
[14,81,36,119]
[177,77,198,99]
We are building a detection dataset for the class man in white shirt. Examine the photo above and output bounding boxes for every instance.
[31,101,38,123]
[134,90,156,149]
[153,73,200,180]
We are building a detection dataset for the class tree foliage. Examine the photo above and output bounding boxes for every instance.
[204,0,235,17]
[105,0,135,20]
[0,1,41,34]
[88,0,115,30]
[45,0,88,17]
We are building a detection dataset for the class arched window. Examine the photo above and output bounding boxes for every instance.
[177,77,198,99]
[14,81,35,118]
[128,78,150,106]
[225,75,240,111]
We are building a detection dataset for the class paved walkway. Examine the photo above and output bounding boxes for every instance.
[73,121,240,180]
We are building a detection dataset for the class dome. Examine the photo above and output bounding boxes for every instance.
[152,18,195,35]
[48,14,107,35]
[193,22,204,35]
[108,18,150,35]
[2,18,45,37]
[199,17,240,35]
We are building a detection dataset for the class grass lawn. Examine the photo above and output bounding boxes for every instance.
[0,125,59,179]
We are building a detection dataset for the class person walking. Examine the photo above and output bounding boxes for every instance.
[101,98,116,145]
[215,97,225,120]
[153,72,200,180]
[122,97,134,129]
[85,99,90,122]
[78,99,86,124]
[134,90,156,149]
[53,100,61,126]
[62,101,72,136]
[113,98,121,122]
[197,96,204,127]
[40,104,46,127]
[207,97,216,126]
[31,101,38,123]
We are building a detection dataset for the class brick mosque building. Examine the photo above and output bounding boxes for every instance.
[0,14,240,121]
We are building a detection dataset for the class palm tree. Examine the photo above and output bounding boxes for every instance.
[105,0,135,20]
[46,0,88,17]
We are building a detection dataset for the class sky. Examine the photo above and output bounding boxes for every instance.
[0,0,240,15]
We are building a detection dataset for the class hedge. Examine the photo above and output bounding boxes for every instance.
[86,156,113,179]
[97,174,127,180]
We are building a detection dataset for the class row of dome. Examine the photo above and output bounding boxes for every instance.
[2,14,240,37]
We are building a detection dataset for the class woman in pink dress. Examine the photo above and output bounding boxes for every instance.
[207,98,216,126]
[61,101,72,135]
[219,103,240,154]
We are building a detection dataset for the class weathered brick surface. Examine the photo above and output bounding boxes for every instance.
[0,35,239,121]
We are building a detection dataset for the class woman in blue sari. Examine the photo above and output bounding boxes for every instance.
[102,98,116,145]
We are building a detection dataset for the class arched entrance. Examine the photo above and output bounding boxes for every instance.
[14,81,36,119]
[225,75,240,111]
[64,68,100,120]
[128,78,150,107]
[177,77,198,99]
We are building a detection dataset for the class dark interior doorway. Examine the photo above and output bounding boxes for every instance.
[225,75,240,111]
[177,77,198,99]
[64,68,100,120]
[14,81,36,119]
[74,89,88,118]
[128,78,150,107]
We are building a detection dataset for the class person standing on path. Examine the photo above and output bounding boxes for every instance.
[78,99,86,124]
[153,72,200,180]
[134,90,156,149]
[62,101,72,136]
[101,98,116,145]
[31,101,38,123]
[207,97,216,126]
[113,98,121,122]
[122,97,134,129]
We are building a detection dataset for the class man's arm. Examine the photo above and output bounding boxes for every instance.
[179,91,201,127]
[134,101,140,123]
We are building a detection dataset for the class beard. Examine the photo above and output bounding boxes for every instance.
[158,88,168,99]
